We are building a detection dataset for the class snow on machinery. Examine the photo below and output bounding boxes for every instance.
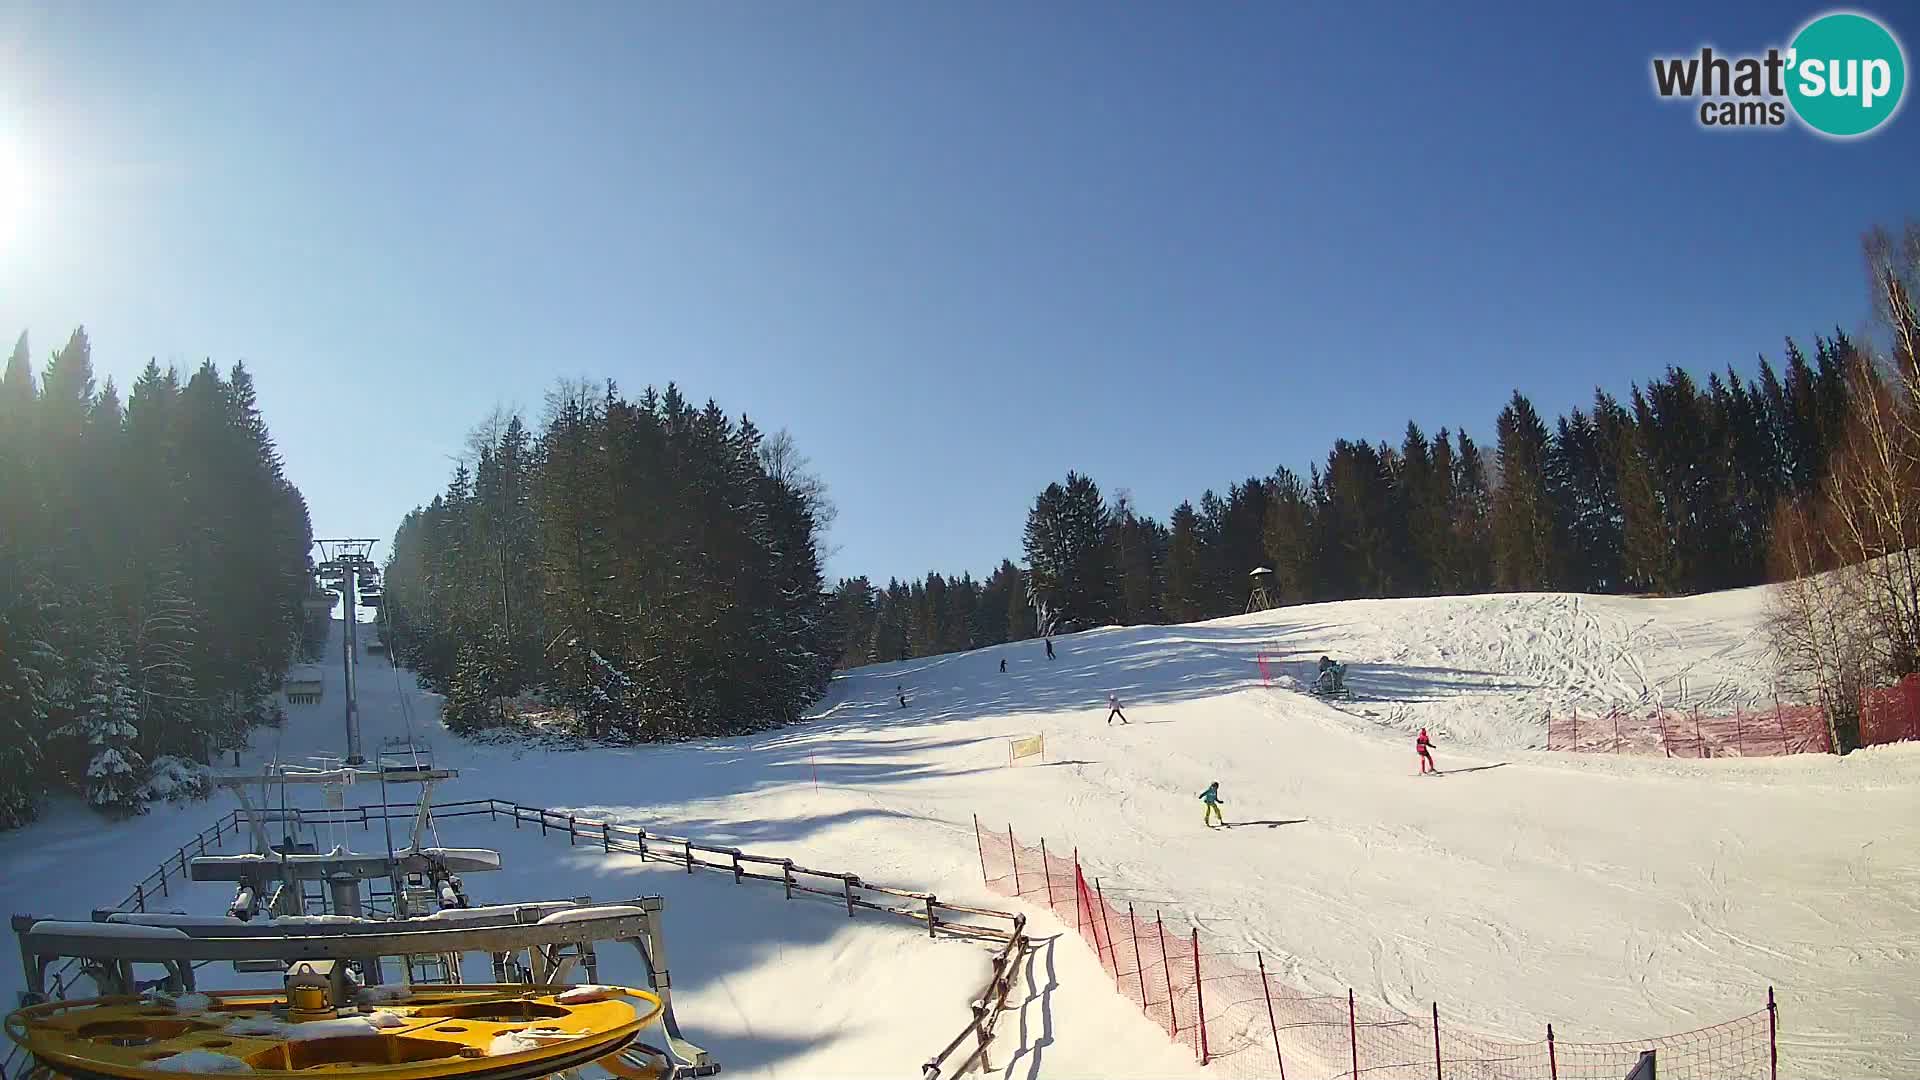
[1311,655,1352,699]
[6,756,720,1080]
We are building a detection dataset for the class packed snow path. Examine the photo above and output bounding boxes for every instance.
[5,589,1919,1078]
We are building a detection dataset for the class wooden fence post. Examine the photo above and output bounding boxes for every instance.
[540,809,547,837]
[1694,707,1707,758]
[782,860,794,900]
[1547,1023,1558,1080]
[1194,929,1209,1065]
[843,875,856,918]
[685,840,694,874]
[1158,912,1178,1037]
[1347,988,1358,1080]
[1657,710,1672,757]
[732,850,744,884]
[1040,839,1055,910]
[602,822,611,853]
[1570,709,1578,750]
[1258,952,1284,1079]
[568,814,577,844]
[1432,1002,1442,1080]
[1611,706,1620,753]
[925,895,937,939]
[135,884,145,912]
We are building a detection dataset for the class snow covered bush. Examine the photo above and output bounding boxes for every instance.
[53,653,148,815]
[138,755,214,804]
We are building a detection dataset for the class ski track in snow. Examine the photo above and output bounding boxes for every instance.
[2,589,1918,1079]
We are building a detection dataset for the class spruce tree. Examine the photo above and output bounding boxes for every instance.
[1021,472,1116,631]
[1491,392,1559,590]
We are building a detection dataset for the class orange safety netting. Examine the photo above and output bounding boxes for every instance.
[975,817,1777,1078]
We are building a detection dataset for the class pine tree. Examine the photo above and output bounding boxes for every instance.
[1163,502,1210,622]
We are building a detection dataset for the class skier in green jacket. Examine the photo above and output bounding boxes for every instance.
[1199,781,1226,828]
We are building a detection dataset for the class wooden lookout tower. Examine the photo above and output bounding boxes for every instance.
[1247,567,1275,613]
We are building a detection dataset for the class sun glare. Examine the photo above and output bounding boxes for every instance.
[0,131,30,251]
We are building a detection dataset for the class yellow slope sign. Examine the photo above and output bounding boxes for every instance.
[1008,734,1044,765]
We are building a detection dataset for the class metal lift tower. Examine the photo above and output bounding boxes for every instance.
[314,538,381,765]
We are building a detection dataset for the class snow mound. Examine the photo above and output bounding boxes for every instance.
[486,1027,578,1056]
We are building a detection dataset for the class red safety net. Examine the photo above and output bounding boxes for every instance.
[1548,677,1920,758]
[975,817,1778,1078]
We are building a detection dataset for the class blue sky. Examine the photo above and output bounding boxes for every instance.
[2,2,1916,584]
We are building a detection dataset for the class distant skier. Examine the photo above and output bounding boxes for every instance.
[1199,781,1226,828]
[1106,693,1129,725]
[1000,658,1007,673]
[897,683,907,709]
[1045,637,1055,661]
[1416,727,1436,774]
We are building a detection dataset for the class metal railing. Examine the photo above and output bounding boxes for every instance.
[11,796,1033,1080]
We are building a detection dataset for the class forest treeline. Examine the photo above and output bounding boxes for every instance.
[0,330,320,827]
[833,335,1866,666]
[380,383,838,741]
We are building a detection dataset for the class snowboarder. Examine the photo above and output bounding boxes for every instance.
[1000,658,1007,673]
[1416,727,1436,774]
[1045,637,1055,661]
[1199,781,1226,828]
[1106,693,1129,725]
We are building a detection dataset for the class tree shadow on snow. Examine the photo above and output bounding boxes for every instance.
[420,817,1006,1077]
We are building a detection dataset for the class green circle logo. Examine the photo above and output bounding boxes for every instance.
[1787,11,1907,137]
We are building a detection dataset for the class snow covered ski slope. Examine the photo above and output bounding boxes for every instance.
[4,588,1918,1078]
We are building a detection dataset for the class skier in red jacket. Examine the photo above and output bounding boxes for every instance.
[1416,728,1436,774]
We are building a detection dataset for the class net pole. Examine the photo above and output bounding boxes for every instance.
[1769,986,1778,1080]
[1259,952,1285,1079]
[973,815,988,886]
[1547,1023,1558,1080]
[1432,1001,1442,1080]
[1009,825,1020,895]
[1159,912,1178,1038]
[1041,838,1056,910]
[1347,989,1358,1080]
[1073,867,1090,947]
[1096,880,1118,976]
[1193,929,1209,1065]
[1128,903,1149,1018]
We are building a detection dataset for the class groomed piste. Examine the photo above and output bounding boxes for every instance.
[4,586,1917,1079]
